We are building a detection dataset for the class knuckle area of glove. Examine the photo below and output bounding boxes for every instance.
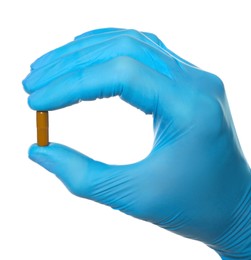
[194,94,227,137]
[111,56,140,85]
[113,34,140,54]
[124,29,143,39]
[206,72,225,97]
[183,71,227,135]
[201,75,226,121]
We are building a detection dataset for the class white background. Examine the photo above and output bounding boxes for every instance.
[0,0,250,259]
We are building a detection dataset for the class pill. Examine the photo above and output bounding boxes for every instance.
[36,111,49,146]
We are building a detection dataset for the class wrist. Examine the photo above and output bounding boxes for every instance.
[210,167,251,259]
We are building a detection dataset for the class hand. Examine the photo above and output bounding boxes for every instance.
[23,28,251,259]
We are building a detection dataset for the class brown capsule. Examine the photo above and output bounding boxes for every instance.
[36,111,49,146]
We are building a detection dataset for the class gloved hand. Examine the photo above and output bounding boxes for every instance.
[23,28,251,259]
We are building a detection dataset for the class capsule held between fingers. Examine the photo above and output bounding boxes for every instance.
[36,111,49,146]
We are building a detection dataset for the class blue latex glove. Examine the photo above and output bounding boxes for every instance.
[23,28,251,259]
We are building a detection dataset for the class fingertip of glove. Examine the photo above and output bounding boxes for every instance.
[30,55,48,71]
[28,143,62,172]
[27,94,37,110]
[28,143,74,160]
[28,143,50,162]
[27,91,48,111]
[28,143,90,178]
[22,76,31,94]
